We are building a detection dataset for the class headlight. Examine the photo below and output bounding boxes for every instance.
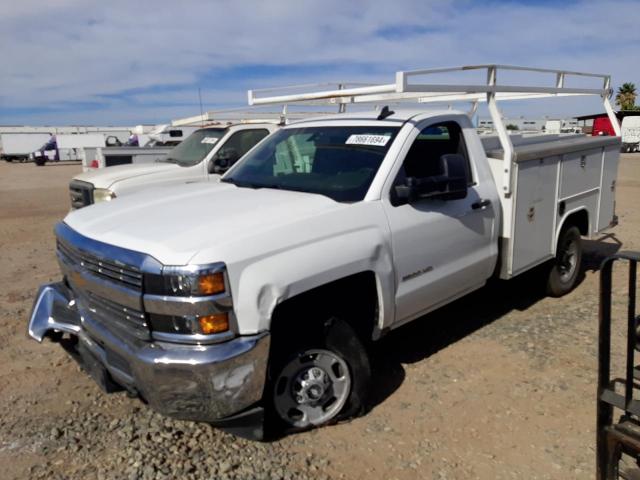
[164,270,226,296]
[145,264,231,339]
[93,188,116,203]
[145,264,227,297]
[149,312,230,336]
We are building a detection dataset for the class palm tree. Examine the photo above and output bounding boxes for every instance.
[616,83,637,110]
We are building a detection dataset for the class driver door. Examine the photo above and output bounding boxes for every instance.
[383,121,497,323]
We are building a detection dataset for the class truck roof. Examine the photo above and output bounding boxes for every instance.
[285,108,464,126]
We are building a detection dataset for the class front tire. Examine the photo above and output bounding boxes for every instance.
[546,225,582,297]
[268,317,371,432]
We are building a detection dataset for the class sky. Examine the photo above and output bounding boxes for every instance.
[1,0,639,126]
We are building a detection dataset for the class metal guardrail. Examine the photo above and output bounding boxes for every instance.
[597,252,640,480]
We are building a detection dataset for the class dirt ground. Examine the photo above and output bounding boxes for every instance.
[0,156,639,479]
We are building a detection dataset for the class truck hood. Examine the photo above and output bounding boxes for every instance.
[64,182,349,265]
[74,162,180,189]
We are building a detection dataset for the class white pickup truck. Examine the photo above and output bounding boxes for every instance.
[28,65,621,439]
[68,122,277,208]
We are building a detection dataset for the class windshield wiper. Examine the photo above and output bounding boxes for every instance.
[221,178,262,189]
[156,157,180,164]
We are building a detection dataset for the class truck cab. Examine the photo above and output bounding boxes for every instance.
[69,122,277,208]
[31,136,59,164]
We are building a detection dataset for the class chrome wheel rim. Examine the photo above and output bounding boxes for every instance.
[558,240,578,282]
[273,349,351,428]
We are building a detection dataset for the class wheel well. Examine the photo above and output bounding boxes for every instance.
[270,271,379,343]
[562,209,589,236]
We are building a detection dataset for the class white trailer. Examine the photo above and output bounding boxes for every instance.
[32,132,132,166]
[0,132,52,162]
[143,125,200,146]
[621,116,640,153]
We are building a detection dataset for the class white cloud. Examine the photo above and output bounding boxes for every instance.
[1,0,639,124]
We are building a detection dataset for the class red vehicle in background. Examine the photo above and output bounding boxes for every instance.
[592,116,617,136]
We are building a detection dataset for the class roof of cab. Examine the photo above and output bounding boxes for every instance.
[285,108,469,127]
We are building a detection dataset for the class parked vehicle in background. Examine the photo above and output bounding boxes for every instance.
[0,132,52,162]
[68,122,277,208]
[32,132,130,166]
[142,125,200,147]
[81,145,173,170]
[593,116,617,137]
[544,119,562,134]
[621,116,640,152]
[28,65,622,439]
[544,119,581,134]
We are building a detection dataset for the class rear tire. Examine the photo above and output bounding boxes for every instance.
[34,156,46,166]
[267,317,371,433]
[546,225,582,297]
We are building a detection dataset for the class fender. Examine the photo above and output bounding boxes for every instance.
[230,226,395,338]
[183,199,397,338]
[554,207,589,253]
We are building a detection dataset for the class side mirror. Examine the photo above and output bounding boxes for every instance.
[209,147,240,173]
[105,136,121,147]
[394,153,469,203]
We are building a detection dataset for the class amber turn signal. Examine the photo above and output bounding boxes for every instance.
[197,272,225,295]
[198,313,229,334]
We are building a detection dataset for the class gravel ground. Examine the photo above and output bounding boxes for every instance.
[1,155,639,479]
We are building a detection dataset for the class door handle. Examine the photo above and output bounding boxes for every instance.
[471,199,491,210]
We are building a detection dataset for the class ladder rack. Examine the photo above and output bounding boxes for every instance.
[248,65,620,197]
[171,107,339,127]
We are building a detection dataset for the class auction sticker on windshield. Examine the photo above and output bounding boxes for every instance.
[201,137,219,144]
[345,134,391,147]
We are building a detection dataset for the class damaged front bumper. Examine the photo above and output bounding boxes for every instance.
[28,282,270,427]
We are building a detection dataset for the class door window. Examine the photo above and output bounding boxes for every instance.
[222,129,270,159]
[392,121,472,205]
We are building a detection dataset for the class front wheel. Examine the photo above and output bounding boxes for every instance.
[546,225,582,297]
[268,317,370,432]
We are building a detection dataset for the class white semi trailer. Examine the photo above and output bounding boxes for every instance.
[0,132,52,162]
[621,116,640,153]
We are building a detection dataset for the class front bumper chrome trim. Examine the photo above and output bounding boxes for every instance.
[151,329,235,345]
[28,283,81,342]
[28,282,270,422]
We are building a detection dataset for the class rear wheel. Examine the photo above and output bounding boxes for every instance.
[546,225,582,297]
[34,156,46,166]
[268,317,370,432]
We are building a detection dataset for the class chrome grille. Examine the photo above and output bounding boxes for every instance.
[69,180,94,209]
[57,240,143,290]
[83,290,149,341]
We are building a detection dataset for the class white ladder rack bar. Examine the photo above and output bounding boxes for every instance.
[247,64,620,196]
[171,107,342,127]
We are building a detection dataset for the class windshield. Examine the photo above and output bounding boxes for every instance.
[222,126,400,202]
[159,128,226,166]
[41,137,56,151]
